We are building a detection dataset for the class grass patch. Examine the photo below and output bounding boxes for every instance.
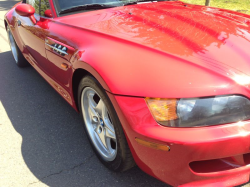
[181,0,250,14]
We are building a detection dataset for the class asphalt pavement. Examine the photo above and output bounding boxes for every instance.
[0,1,168,187]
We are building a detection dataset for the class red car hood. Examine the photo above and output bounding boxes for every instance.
[57,1,250,97]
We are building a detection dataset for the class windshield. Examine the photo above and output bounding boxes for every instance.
[55,0,174,14]
[57,0,119,10]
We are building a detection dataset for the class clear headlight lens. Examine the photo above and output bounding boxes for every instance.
[145,95,250,127]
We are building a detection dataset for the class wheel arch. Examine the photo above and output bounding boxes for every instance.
[72,65,111,112]
[4,19,7,30]
[72,68,90,111]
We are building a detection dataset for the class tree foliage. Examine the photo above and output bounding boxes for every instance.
[40,0,50,16]
[26,0,50,16]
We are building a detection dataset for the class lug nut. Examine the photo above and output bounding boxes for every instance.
[93,116,98,123]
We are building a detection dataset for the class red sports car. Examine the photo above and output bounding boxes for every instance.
[4,0,250,186]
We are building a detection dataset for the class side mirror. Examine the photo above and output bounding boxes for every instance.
[15,4,36,24]
[44,9,53,18]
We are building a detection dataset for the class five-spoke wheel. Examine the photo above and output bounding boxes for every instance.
[81,87,117,161]
[78,76,135,171]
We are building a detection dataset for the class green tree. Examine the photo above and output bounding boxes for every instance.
[27,0,50,16]
[40,0,50,16]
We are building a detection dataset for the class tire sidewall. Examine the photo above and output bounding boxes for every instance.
[7,25,29,67]
[78,76,127,171]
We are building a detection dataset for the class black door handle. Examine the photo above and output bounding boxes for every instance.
[17,20,22,26]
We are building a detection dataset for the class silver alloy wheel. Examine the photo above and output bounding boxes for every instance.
[7,27,18,63]
[81,87,117,161]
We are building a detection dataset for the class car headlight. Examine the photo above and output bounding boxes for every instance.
[145,95,250,127]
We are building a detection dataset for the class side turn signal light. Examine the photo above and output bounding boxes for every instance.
[135,138,170,151]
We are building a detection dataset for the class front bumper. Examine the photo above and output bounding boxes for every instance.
[108,93,250,186]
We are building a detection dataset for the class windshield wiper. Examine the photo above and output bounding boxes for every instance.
[60,4,116,14]
[123,0,172,6]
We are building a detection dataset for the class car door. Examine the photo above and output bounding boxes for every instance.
[17,0,49,70]
[16,0,75,104]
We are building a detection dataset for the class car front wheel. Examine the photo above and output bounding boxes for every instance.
[78,76,135,172]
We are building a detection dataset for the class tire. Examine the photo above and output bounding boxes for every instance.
[78,76,135,172]
[7,26,29,67]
